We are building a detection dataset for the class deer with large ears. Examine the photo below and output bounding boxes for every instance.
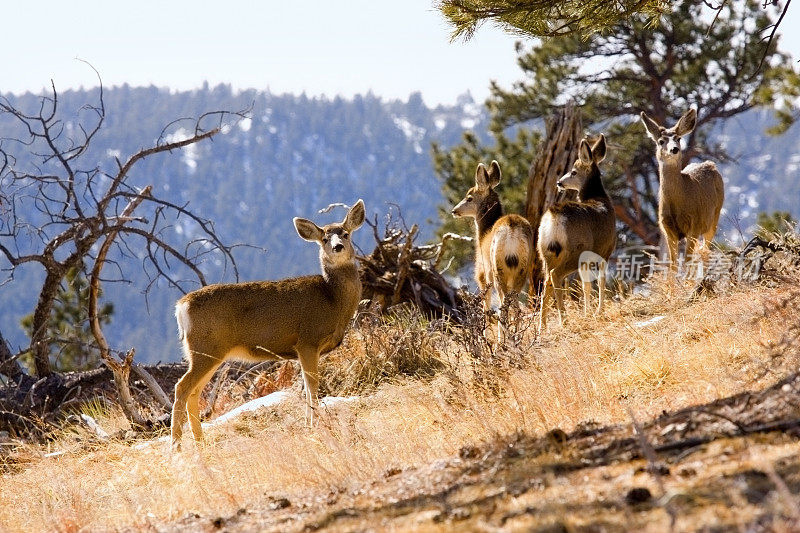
[640,108,724,270]
[538,134,616,332]
[170,200,365,450]
[451,160,534,321]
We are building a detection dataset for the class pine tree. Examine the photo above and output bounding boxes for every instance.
[438,0,666,39]
[434,0,800,268]
[21,267,114,372]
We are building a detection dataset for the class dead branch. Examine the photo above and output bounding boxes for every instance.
[89,186,152,426]
[359,210,465,321]
[0,71,245,380]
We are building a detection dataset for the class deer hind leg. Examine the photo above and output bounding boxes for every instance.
[597,260,608,316]
[496,283,508,348]
[553,276,567,326]
[171,343,221,450]
[187,370,216,442]
[702,228,716,264]
[538,267,554,334]
[578,261,592,317]
[296,344,321,427]
[581,280,592,316]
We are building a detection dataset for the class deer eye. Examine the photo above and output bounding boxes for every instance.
[571,169,577,175]
[322,237,329,243]
[342,233,349,240]
[466,196,473,202]
[658,138,666,145]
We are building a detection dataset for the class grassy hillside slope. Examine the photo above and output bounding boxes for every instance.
[1,269,799,532]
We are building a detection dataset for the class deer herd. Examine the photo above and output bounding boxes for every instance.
[170,108,725,449]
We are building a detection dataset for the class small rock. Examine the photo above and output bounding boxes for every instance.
[267,497,291,510]
[625,487,652,505]
[211,516,224,528]
[546,428,568,443]
[648,464,670,476]
[459,445,479,460]
[384,466,402,478]
[739,469,774,504]
[449,507,471,520]
[505,444,521,458]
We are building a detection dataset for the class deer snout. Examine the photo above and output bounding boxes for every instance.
[330,234,345,253]
[670,146,679,155]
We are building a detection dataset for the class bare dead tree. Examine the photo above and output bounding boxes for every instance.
[0,69,246,382]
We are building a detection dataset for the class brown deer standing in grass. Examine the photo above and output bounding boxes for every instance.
[640,108,724,271]
[452,160,534,338]
[538,135,616,332]
[170,200,365,449]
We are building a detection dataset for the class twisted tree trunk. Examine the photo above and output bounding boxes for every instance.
[524,102,583,295]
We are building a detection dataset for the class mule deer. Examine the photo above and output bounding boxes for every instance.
[538,135,616,332]
[170,200,366,449]
[452,160,534,323]
[640,108,724,270]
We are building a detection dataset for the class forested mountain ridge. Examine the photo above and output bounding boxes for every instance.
[0,85,489,363]
[0,85,796,364]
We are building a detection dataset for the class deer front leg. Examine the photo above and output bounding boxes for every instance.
[297,344,321,427]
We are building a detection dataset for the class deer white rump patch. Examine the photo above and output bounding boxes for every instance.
[538,212,567,250]
[491,225,530,267]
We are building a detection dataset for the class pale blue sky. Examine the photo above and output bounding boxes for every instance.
[3,1,800,106]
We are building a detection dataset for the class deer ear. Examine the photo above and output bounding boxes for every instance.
[294,218,324,242]
[640,111,661,142]
[343,199,365,232]
[592,134,607,163]
[675,108,697,136]
[486,160,502,188]
[578,139,592,164]
[475,163,489,189]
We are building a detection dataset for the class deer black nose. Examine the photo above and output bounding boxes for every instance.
[333,243,344,252]
[670,146,679,154]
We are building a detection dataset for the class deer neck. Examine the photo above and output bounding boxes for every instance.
[658,159,684,192]
[474,193,503,241]
[321,261,361,303]
[578,168,611,205]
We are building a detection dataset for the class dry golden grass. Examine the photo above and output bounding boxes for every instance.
[0,274,798,532]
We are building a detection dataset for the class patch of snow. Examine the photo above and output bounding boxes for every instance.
[239,118,252,132]
[208,390,292,426]
[634,315,666,328]
[392,115,426,154]
[205,390,360,428]
[165,127,199,175]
